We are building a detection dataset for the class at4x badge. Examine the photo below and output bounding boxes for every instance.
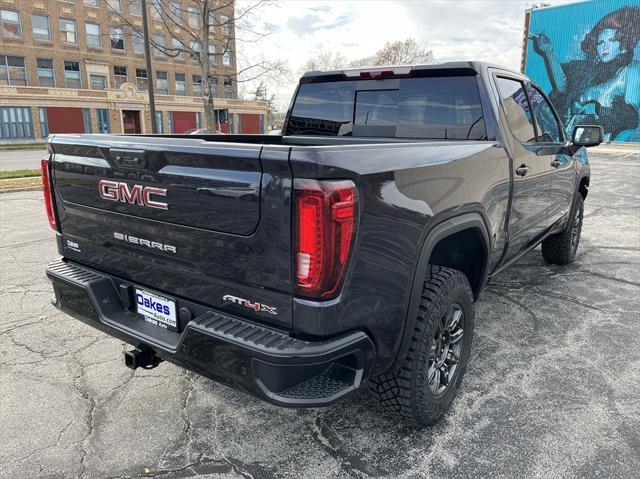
[223,295,278,315]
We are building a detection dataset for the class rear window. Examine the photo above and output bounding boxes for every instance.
[286,75,486,140]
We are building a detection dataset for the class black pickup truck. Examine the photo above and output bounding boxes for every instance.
[43,62,603,425]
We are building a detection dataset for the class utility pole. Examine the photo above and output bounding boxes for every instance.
[141,0,157,133]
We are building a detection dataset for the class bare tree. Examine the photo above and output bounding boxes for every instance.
[299,52,349,73]
[108,0,286,133]
[251,81,279,129]
[300,39,434,77]
[371,39,434,66]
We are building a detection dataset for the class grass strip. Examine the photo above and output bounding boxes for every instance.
[0,143,45,151]
[0,176,42,193]
[0,169,41,180]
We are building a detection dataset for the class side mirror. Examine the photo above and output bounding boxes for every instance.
[572,125,604,147]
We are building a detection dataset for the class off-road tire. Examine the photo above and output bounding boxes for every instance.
[368,265,474,426]
[541,194,584,265]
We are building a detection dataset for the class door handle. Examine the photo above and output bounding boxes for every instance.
[515,164,530,177]
[551,159,562,168]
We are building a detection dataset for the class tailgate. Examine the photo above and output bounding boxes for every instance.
[49,135,293,328]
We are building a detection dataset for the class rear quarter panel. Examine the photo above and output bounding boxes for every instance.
[289,141,511,371]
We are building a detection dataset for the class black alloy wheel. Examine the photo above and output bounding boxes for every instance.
[429,305,464,396]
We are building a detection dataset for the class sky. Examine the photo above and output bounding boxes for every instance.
[236,0,579,109]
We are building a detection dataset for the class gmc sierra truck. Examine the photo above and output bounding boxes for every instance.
[43,62,603,426]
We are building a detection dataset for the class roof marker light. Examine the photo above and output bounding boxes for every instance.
[342,65,414,79]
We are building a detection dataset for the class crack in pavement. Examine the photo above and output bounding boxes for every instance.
[0,413,78,475]
[308,413,387,478]
[2,153,639,479]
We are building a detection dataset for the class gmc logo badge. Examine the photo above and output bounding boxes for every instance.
[98,180,168,210]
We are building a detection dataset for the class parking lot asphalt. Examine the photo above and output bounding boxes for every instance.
[1,150,639,479]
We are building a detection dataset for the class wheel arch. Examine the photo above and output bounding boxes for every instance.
[578,175,589,199]
[390,213,490,374]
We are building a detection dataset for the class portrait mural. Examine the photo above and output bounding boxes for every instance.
[525,1,640,142]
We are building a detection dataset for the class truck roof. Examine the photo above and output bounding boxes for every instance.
[300,61,520,82]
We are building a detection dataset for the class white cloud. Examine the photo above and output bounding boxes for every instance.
[237,0,577,110]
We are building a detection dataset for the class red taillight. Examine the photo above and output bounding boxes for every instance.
[294,179,357,299]
[41,157,57,231]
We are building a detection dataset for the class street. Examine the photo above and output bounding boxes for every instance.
[0,149,48,171]
[0,151,638,478]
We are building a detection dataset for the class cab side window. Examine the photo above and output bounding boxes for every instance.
[526,84,563,143]
[495,77,536,143]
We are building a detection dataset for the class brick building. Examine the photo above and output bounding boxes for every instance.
[0,0,267,143]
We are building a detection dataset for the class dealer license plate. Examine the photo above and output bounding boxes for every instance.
[135,288,177,330]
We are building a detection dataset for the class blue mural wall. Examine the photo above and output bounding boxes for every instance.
[525,0,640,142]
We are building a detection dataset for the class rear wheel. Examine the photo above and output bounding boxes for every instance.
[542,194,584,265]
[368,265,474,426]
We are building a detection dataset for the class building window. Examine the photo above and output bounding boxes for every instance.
[224,77,233,98]
[130,0,142,16]
[170,2,182,25]
[215,108,227,125]
[260,114,265,134]
[31,14,50,41]
[192,75,202,96]
[175,73,186,95]
[0,56,27,86]
[195,111,201,129]
[223,50,232,66]
[113,65,127,88]
[85,23,102,48]
[90,74,106,90]
[84,0,100,7]
[107,0,122,12]
[132,31,145,54]
[220,15,230,33]
[208,12,215,33]
[110,27,124,50]
[187,6,199,28]
[39,107,49,138]
[190,41,201,62]
[136,68,148,90]
[152,34,166,57]
[64,61,82,88]
[208,45,216,64]
[97,108,110,133]
[0,9,21,38]
[167,111,173,133]
[37,59,55,87]
[0,107,33,140]
[210,77,218,97]
[155,111,163,133]
[151,0,162,20]
[156,71,168,95]
[59,19,77,44]
[82,108,93,133]
[172,37,184,60]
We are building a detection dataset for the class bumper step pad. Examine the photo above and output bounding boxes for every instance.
[46,258,375,407]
